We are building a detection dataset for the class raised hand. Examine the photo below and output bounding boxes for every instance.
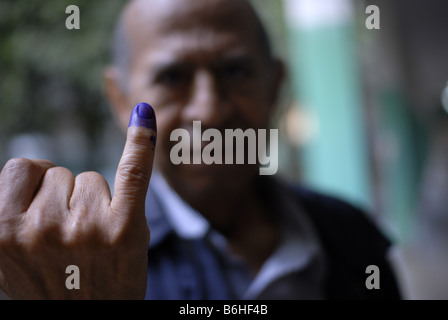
[0,102,156,299]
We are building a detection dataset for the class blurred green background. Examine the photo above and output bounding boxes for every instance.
[0,0,125,174]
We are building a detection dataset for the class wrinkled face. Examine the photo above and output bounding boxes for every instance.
[116,0,281,199]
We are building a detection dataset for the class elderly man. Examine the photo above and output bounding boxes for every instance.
[0,0,401,299]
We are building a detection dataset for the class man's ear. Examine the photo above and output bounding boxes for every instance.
[103,66,130,131]
[267,58,285,112]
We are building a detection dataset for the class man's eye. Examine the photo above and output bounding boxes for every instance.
[156,69,188,87]
[222,64,251,80]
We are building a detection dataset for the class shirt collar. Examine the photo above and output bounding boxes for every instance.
[146,171,326,298]
[242,178,326,299]
[149,170,209,239]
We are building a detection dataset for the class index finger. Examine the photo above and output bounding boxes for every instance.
[111,103,157,215]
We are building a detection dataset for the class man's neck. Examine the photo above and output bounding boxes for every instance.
[166,174,280,273]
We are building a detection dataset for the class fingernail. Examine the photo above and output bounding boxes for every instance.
[128,102,157,131]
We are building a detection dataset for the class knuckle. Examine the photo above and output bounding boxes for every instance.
[0,202,14,217]
[117,160,149,187]
[64,222,100,247]
[0,213,59,253]
[75,171,106,185]
[44,166,73,180]
[23,208,62,238]
[0,214,20,249]
[63,213,113,250]
[0,222,15,249]
[72,172,109,205]
[1,158,33,176]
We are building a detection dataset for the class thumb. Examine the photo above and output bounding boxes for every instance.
[111,102,157,214]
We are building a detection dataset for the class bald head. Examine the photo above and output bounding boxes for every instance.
[112,0,273,91]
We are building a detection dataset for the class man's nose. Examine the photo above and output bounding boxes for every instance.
[182,70,232,128]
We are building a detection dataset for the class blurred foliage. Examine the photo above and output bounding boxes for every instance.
[0,0,125,137]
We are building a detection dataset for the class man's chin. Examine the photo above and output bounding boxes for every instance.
[167,163,258,197]
[185,162,258,178]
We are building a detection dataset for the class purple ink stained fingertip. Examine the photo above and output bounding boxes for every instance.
[137,102,154,119]
[128,102,157,132]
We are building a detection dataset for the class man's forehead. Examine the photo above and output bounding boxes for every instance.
[132,30,257,73]
[124,0,254,26]
[124,0,259,50]
[150,29,250,56]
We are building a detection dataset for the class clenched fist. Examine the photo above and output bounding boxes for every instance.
[0,103,157,299]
